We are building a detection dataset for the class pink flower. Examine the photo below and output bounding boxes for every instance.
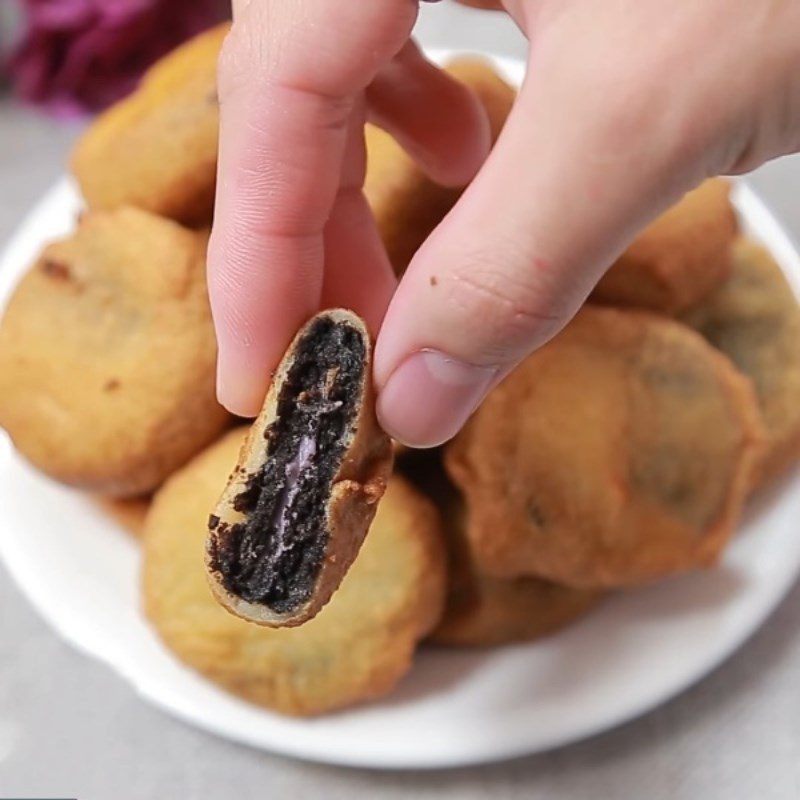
[8,0,229,117]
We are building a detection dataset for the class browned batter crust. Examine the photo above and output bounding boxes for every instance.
[445,306,765,588]
[71,24,228,226]
[145,430,445,717]
[0,207,229,496]
[684,238,800,485]
[593,179,738,313]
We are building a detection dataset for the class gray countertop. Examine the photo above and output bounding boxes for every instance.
[2,5,800,798]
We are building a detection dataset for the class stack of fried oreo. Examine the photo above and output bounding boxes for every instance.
[1,25,799,717]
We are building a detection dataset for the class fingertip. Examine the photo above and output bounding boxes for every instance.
[424,94,491,187]
[215,345,266,418]
[367,44,493,189]
[375,349,498,448]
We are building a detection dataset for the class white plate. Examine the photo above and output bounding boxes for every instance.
[2,52,800,770]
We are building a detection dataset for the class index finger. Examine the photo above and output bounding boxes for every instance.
[207,0,418,416]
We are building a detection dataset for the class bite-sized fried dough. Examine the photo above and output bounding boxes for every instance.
[95,495,151,537]
[684,238,800,484]
[434,568,603,648]
[401,450,602,647]
[144,430,445,717]
[206,311,393,628]
[445,306,765,588]
[71,24,228,226]
[593,179,738,313]
[365,59,515,275]
[0,207,229,496]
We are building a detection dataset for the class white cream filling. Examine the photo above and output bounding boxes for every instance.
[267,396,344,563]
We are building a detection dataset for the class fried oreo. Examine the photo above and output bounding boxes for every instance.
[593,179,738,313]
[401,450,602,648]
[71,23,228,226]
[445,306,765,588]
[433,569,603,648]
[0,207,229,496]
[684,238,800,484]
[365,59,515,275]
[145,430,444,716]
[206,310,393,627]
[433,496,602,648]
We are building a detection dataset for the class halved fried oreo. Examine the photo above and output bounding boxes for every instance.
[206,310,393,627]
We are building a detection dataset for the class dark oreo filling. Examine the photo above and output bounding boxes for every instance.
[209,316,366,613]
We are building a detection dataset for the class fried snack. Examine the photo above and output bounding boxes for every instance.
[434,569,603,648]
[144,429,445,717]
[433,502,603,647]
[445,306,765,588]
[365,59,515,275]
[71,23,228,226]
[592,179,738,313]
[0,207,229,496]
[95,496,150,537]
[401,451,603,647]
[684,238,800,484]
[206,310,393,627]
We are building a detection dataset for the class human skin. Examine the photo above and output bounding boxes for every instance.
[207,0,800,447]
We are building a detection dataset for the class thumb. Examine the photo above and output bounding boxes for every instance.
[374,29,721,447]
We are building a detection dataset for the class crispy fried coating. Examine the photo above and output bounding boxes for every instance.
[684,238,800,484]
[365,59,515,275]
[206,310,393,628]
[593,179,738,313]
[433,498,603,647]
[445,306,765,588]
[144,430,445,717]
[71,24,228,226]
[0,207,229,496]
[399,449,602,647]
[433,569,603,648]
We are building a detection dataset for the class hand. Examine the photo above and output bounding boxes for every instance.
[208,0,800,446]
[208,0,489,417]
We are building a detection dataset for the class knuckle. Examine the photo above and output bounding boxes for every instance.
[217,21,261,99]
[442,247,564,363]
[590,67,663,148]
[217,18,353,125]
[217,13,292,100]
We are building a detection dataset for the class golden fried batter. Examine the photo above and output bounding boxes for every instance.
[0,207,229,496]
[399,449,602,647]
[445,306,765,588]
[684,238,800,484]
[433,489,602,647]
[365,59,515,275]
[144,430,445,717]
[593,179,738,313]
[433,570,603,648]
[71,24,228,226]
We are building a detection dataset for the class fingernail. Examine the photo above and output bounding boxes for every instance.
[377,350,498,448]
[216,349,264,418]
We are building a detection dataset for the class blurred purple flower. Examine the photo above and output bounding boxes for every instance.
[7,0,229,117]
